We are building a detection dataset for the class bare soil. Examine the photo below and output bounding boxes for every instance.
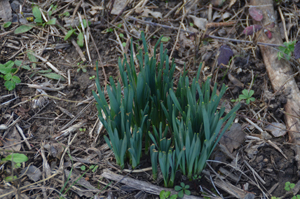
[1,0,300,198]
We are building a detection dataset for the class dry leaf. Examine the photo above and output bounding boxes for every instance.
[0,0,12,22]
[220,123,245,153]
[21,165,42,182]
[213,12,231,21]
[111,0,127,15]
[229,0,237,8]
[294,41,300,59]
[218,45,234,67]
[242,25,262,35]
[249,7,263,21]
[141,8,162,19]
[265,122,287,137]
[189,15,207,30]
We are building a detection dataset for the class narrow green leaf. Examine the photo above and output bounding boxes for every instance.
[2,153,28,163]
[14,25,34,34]
[77,32,84,47]
[3,22,11,28]
[46,18,56,25]
[32,6,43,23]
[41,73,65,80]
[64,29,76,41]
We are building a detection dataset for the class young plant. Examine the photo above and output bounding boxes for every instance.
[14,5,56,34]
[159,150,183,188]
[231,89,255,104]
[64,19,90,47]
[0,60,21,90]
[149,123,172,152]
[76,61,87,72]
[1,153,28,182]
[160,190,178,199]
[93,32,176,169]
[150,144,158,180]
[168,70,240,179]
[271,181,300,199]
[278,40,296,61]
[285,181,296,191]
[175,182,191,198]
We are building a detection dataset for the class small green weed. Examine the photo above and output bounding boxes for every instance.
[277,41,296,61]
[192,174,201,180]
[60,164,98,199]
[3,22,12,28]
[231,89,255,104]
[76,61,87,72]
[14,5,56,34]
[64,19,90,47]
[1,153,28,182]
[285,181,296,191]
[0,60,21,90]
[271,181,300,199]
[174,182,191,198]
[159,190,178,199]
[105,23,122,33]
[79,128,86,132]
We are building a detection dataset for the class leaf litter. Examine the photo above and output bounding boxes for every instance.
[0,0,299,198]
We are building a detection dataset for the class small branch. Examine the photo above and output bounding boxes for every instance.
[101,169,204,199]
[206,35,284,47]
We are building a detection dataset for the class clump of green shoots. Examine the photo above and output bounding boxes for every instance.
[93,32,240,188]
[277,40,296,61]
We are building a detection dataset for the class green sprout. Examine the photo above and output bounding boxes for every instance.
[64,19,90,47]
[76,61,87,73]
[79,128,86,132]
[278,40,296,61]
[231,89,255,104]
[1,153,28,182]
[160,190,178,199]
[285,181,296,191]
[0,60,21,91]
[174,182,191,198]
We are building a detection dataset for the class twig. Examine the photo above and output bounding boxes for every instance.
[206,35,284,47]
[82,3,108,87]
[32,53,67,79]
[127,16,195,34]
[101,169,203,199]
[206,21,237,28]
[278,6,289,43]
[16,124,31,150]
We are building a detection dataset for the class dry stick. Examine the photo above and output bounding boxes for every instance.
[71,0,83,26]
[206,21,237,28]
[32,53,67,79]
[169,0,198,60]
[127,16,195,34]
[78,12,91,62]
[0,173,59,198]
[250,0,300,169]
[15,123,31,150]
[56,21,86,62]
[206,35,284,47]
[278,6,289,43]
[101,169,203,199]
[127,16,284,49]
[82,3,108,86]
[124,0,148,18]
[163,2,183,18]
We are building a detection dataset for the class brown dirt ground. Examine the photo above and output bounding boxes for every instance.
[0,0,300,198]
